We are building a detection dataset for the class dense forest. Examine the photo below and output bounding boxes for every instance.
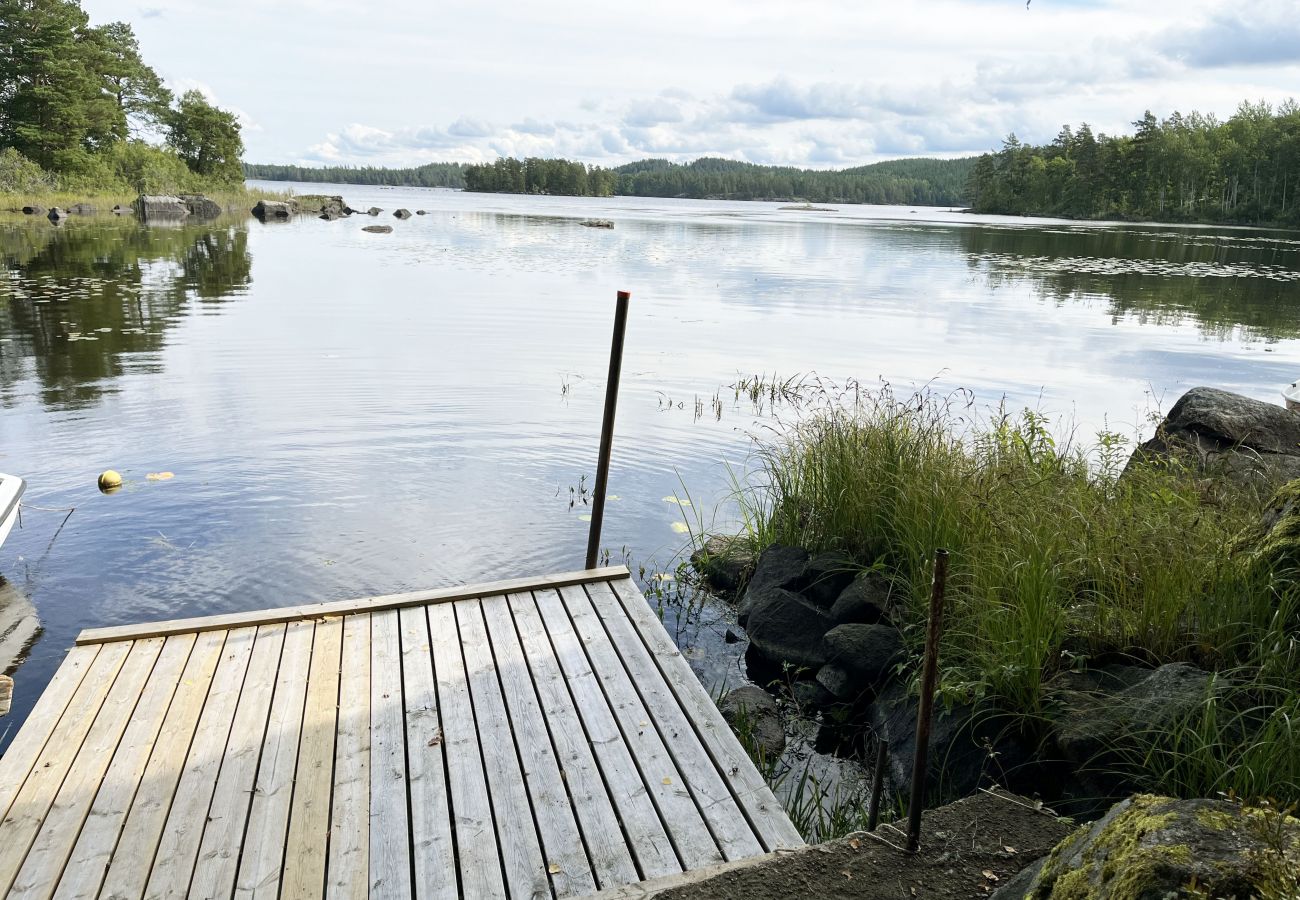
[0,0,245,196]
[969,100,1300,225]
[249,154,976,205]
[243,161,466,188]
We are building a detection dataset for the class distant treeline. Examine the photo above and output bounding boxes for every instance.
[242,161,466,188]
[969,100,1300,225]
[245,155,976,205]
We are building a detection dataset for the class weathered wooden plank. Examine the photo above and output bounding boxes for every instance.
[584,581,764,861]
[51,635,197,900]
[143,626,258,899]
[76,567,633,645]
[281,615,344,900]
[0,644,100,826]
[95,630,227,899]
[188,624,287,899]
[558,584,723,871]
[398,605,456,900]
[504,592,639,890]
[485,593,603,896]
[0,640,132,895]
[235,618,316,900]
[532,588,681,880]
[327,614,371,900]
[368,609,412,899]
[607,578,804,851]
[458,599,550,900]
[6,638,164,899]
[427,602,507,899]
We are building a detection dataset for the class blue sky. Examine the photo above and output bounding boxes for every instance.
[82,0,1300,168]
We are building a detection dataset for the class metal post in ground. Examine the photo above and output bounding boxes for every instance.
[866,737,889,831]
[585,290,631,570]
[906,548,950,854]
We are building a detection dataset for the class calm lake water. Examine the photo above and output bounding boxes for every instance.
[3,184,1300,754]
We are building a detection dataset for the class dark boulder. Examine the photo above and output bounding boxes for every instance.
[362,224,393,234]
[737,545,809,624]
[46,207,67,223]
[744,588,833,671]
[719,685,785,762]
[789,678,837,711]
[690,535,754,598]
[870,681,1031,801]
[68,203,96,215]
[180,194,222,219]
[21,205,45,215]
[366,207,382,216]
[821,623,904,688]
[252,199,294,221]
[1128,386,1300,493]
[111,204,129,215]
[135,195,190,220]
[393,208,412,219]
[801,552,857,607]
[1047,662,1217,791]
[416,209,428,215]
[828,570,893,625]
[995,794,1300,900]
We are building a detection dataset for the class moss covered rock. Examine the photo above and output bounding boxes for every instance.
[996,794,1300,900]
[1232,477,1300,587]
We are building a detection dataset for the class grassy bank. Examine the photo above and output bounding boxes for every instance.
[734,383,1300,804]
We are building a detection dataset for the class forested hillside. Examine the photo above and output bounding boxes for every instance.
[969,100,1300,225]
[0,0,245,196]
[243,162,466,188]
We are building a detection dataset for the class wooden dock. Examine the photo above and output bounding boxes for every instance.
[0,566,801,898]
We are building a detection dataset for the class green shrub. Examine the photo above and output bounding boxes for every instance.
[0,148,54,194]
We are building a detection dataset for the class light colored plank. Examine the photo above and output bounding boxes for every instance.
[51,635,197,900]
[77,567,634,645]
[485,594,603,896]
[281,615,344,900]
[5,638,162,898]
[532,589,681,880]
[143,626,258,900]
[188,624,287,899]
[0,645,100,824]
[584,581,764,861]
[0,641,132,895]
[398,605,456,900]
[427,602,506,899]
[368,610,412,899]
[96,630,228,899]
[327,614,371,899]
[608,579,804,851]
[557,585,723,871]
[503,593,638,890]
[0,675,11,717]
[457,599,550,900]
[235,618,316,900]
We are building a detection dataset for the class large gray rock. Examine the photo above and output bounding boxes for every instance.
[719,685,785,762]
[744,587,832,671]
[821,623,903,688]
[737,545,809,624]
[46,207,67,223]
[252,199,294,221]
[1128,386,1300,492]
[134,195,189,220]
[21,204,45,215]
[828,570,893,625]
[995,794,1300,900]
[181,194,221,219]
[801,551,857,607]
[1048,663,1216,788]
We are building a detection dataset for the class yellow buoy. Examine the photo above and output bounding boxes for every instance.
[98,470,123,493]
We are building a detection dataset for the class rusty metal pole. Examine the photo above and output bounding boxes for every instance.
[585,290,631,570]
[866,737,889,831]
[906,548,949,854]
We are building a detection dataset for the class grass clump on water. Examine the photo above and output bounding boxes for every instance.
[737,382,1300,804]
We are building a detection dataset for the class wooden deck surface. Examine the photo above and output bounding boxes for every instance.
[0,566,802,898]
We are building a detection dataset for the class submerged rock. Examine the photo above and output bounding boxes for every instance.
[393,208,412,219]
[579,219,614,228]
[68,202,96,215]
[997,794,1300,900]
[1128,386,1300,493]
[21,204,45,215]
[362,224,393,234]
[719,685,785,762]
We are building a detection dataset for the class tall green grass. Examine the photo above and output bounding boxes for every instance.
[736,382,1300,803]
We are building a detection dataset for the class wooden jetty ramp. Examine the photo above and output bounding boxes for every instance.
[0,566,801,898]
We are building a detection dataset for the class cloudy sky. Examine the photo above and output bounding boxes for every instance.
[82,0,1300,168]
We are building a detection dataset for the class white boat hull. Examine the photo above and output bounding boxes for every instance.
[0,474,24,549]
